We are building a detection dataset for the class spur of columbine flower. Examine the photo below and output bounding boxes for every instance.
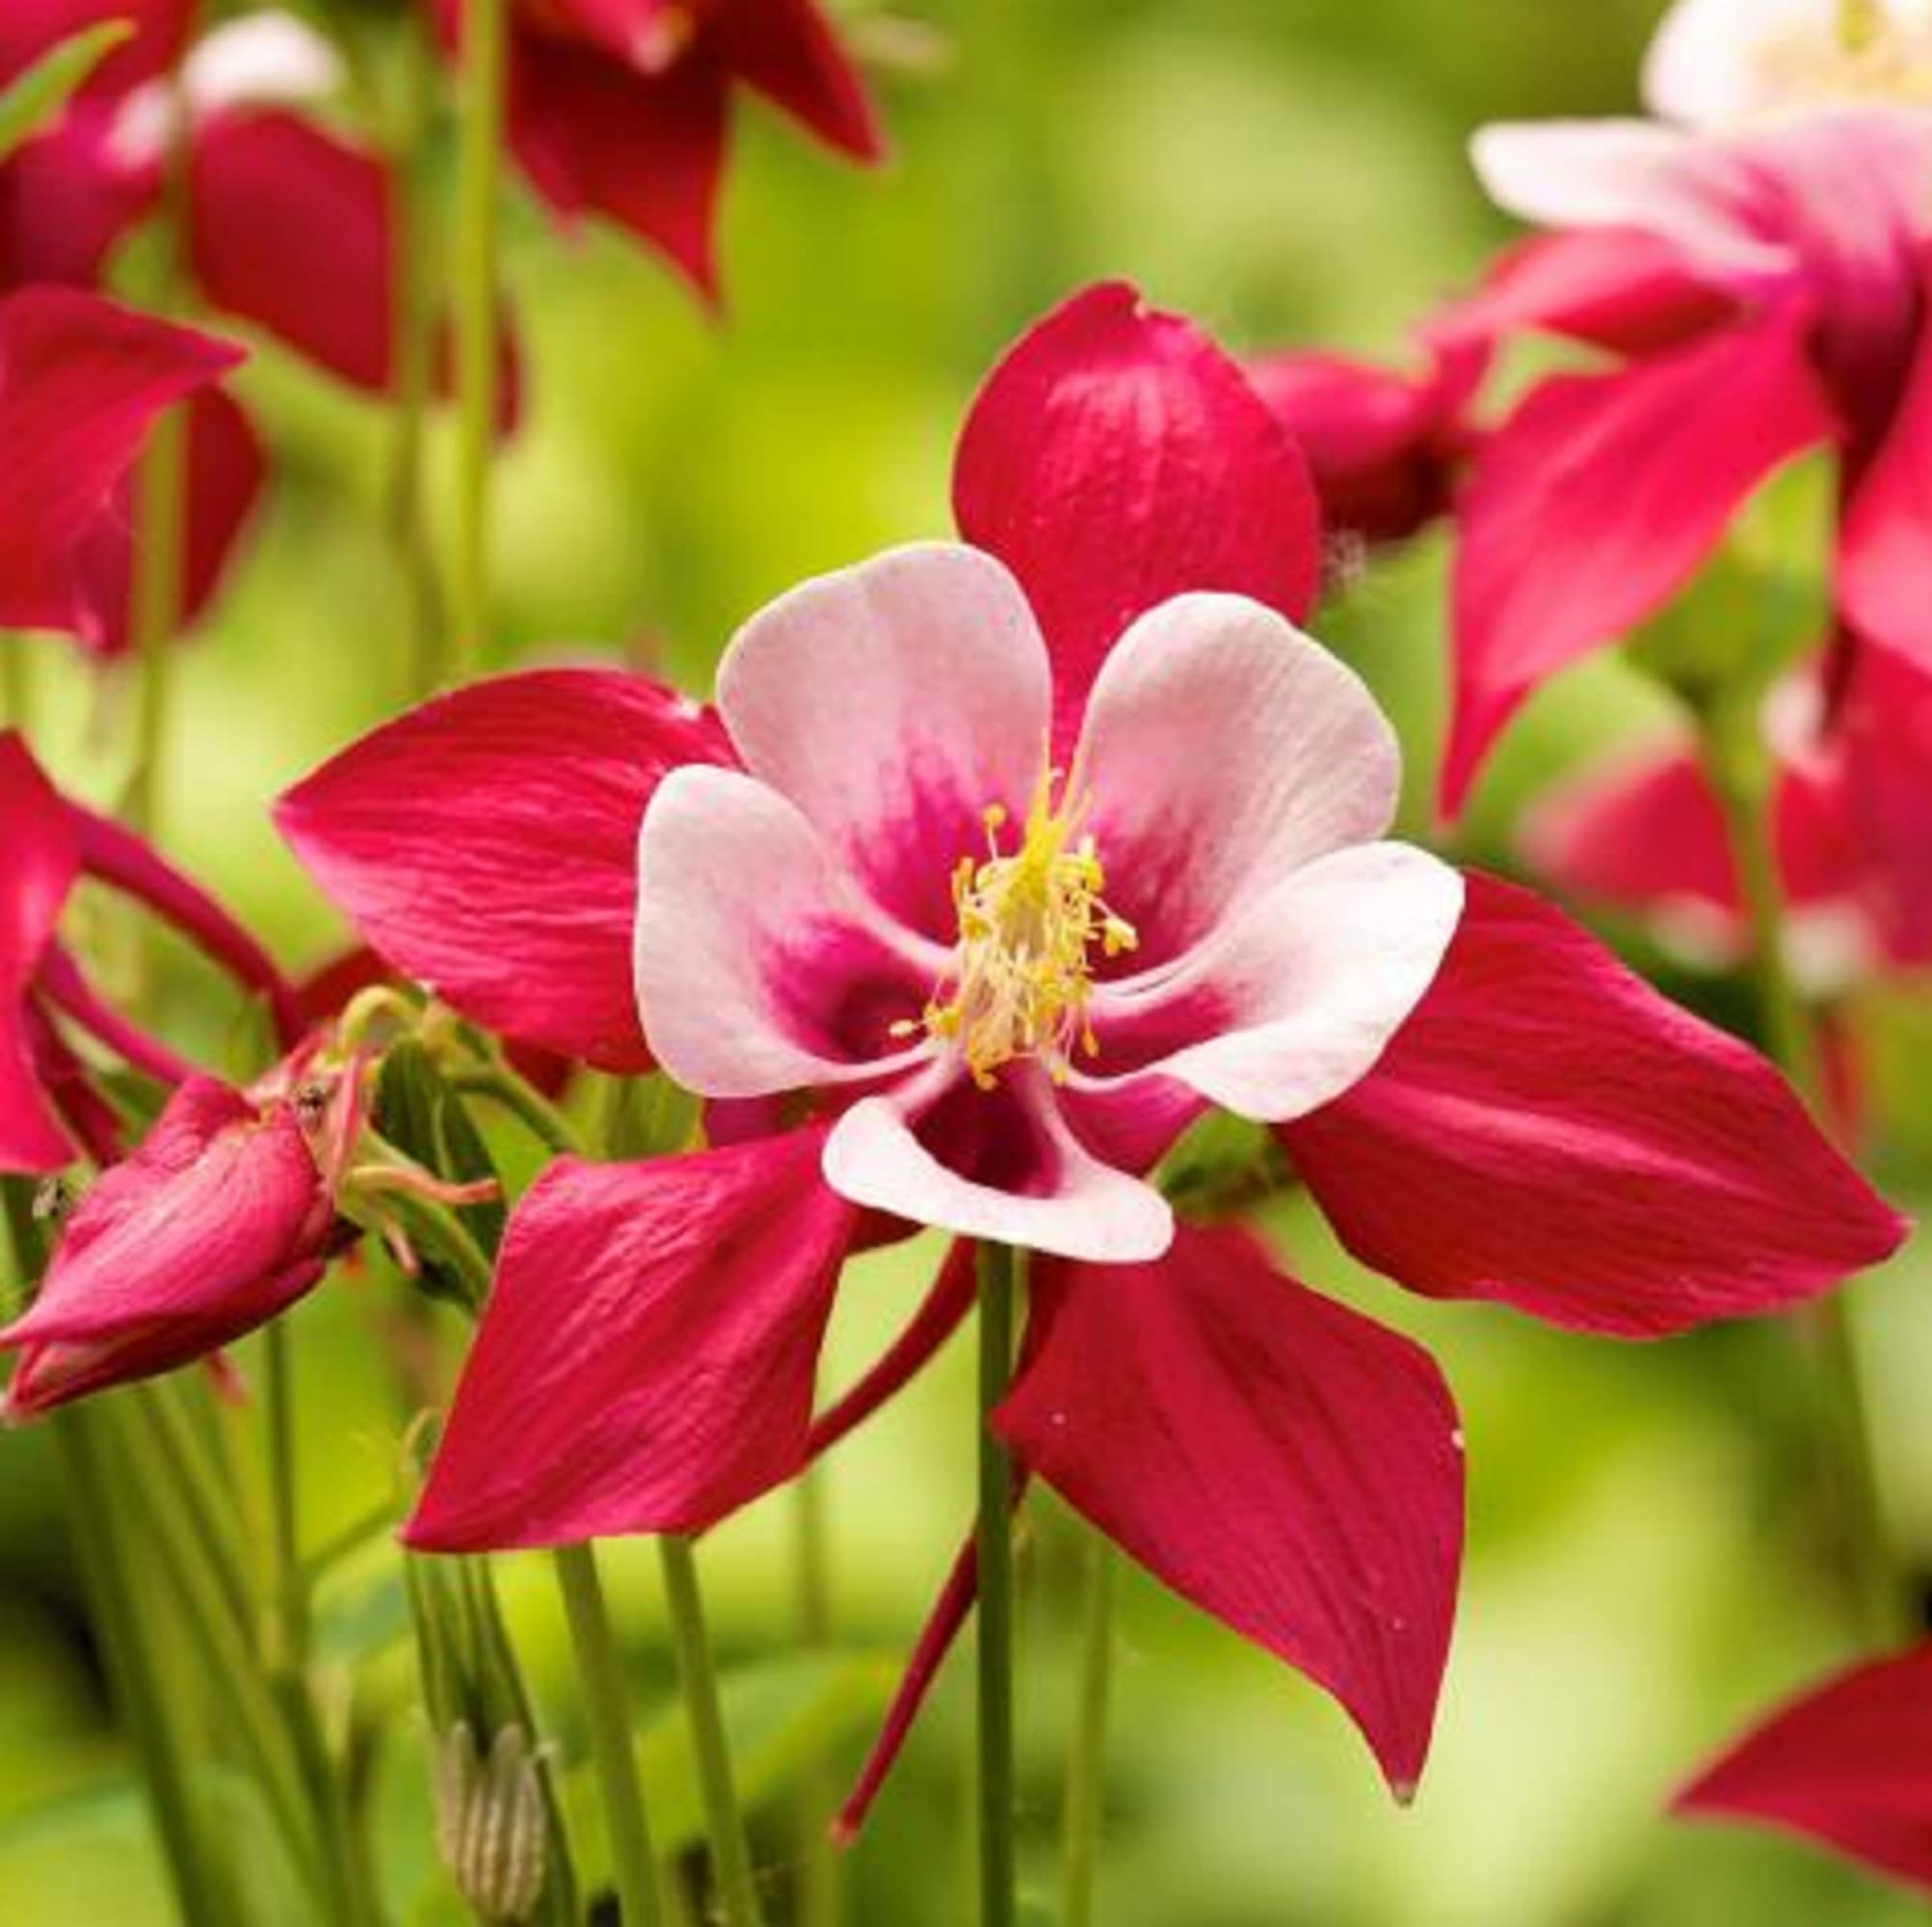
[1673,1639,1932,1897]
[278,283,1905,1802]
[431,0,884,302]
[1426,0,1932,810]
[1,728,303,1172]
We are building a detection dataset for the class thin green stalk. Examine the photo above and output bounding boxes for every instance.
[387,0,443,694]
[552,1544,668,1927]
[1059,1535,1114,1927]
[1701,721,1905,1644]
[975,1242,1019,1927]
[659,1535,765,1927]
[449,1063,583,1156]
[450,0,508,675]
[264,1321,305,1666]
[137,1380,254,1641]
[792,1471,841,1927]
[126,39,194,835]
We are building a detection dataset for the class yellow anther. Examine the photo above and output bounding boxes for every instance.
[910,772,1139,1088]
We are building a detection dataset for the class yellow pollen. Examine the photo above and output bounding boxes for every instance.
[908,773,1138,1090]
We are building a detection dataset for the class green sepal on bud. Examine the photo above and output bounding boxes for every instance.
[434,1721,550,1925]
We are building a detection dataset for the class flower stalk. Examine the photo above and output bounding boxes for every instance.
[551,1543,669,1927]
[976,1240,1020,1927]
[1060,1532,1114,1927]
[451,0,509,676]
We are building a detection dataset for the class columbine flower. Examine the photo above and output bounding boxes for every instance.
[1431,13,1932,811]
[2,728,302,1173]
[431,0,885,302]
[280,284,1905,1801]
[1673,1640,1932,1896]
[1525,643,1932,987]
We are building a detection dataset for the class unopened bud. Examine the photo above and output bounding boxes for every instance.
[433,1722,548,1923]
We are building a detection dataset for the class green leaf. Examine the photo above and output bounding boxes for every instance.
[0,22,135,163]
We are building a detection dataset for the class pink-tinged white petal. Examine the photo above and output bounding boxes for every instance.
[277,668,728,1071]
[822,1064,1174,1264]
[0,732,81,1174]
[715,542,1052,940]
[406,1129,857,1547]
[111,11,343,164]
[996,1226,1464,1797]
[0,288,244,642]
[1282,875,1907,1336]
[633,764,940,1096]
[953,281,1321,741]
[1674,1642,1932,1896]
[1469,119,1793,284]
[1442,304,1833,816]
[1644,0,1838,126]
[1072,594,1401,964]
[1085,843,1464,1123]
[2,1076,332,1417]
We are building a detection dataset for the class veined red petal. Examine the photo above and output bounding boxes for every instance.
[1282,875,1906,1336]
[1442,304,1832,816]
[405,1127,857,1548]
[0,288,244,642]
[996,1224,1464,1795]
[1674,1643,1932,1896]
[0,732,81,1174]
[276,669,729,1072]
[953,281,1322,742]
[74,385,266,659]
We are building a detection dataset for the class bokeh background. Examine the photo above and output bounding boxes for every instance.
[5,0,1931,1920]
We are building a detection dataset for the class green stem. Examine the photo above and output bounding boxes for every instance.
[450,0,507,676]
[975,1242,1019,1927]
[552,1544,668,1927]
[388,0,444,696]
[1700,719,1904,1644]
[264,1322,306,1668]
[449,1064,583,1157]
[792,1472,841,1927]
[1059,1534,1114,1927]
[659,1535,765,1927]
[135,1382,255,1657]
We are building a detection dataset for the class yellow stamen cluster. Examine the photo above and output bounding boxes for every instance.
[1755,3,1932,110]
[894,776,1138,1089]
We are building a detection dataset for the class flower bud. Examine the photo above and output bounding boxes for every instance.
[433,1722,549,1924]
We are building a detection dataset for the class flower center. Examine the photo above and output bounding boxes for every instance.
[1755,3,1932,110]
[897,774,1138,1090]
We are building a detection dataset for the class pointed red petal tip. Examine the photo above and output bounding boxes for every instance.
[996,1229,1464,1796]
[954,279,1323,737]
[1284,874,1908,1337]
[1673,1643,1932,1896]
[276,667,728,1072]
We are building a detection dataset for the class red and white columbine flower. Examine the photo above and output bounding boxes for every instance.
[279,283,1905,1808]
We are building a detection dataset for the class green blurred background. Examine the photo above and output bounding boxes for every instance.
[6,0,1932,1919]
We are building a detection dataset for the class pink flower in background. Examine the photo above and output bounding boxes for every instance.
[1,729,301,1175]
[1437,15,1932,811]
[435,0,885,301]
[1674,1641,1932,1896]
[282,283,1906,1808]
[0,287,249,649]
[1526,642,1932,984]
